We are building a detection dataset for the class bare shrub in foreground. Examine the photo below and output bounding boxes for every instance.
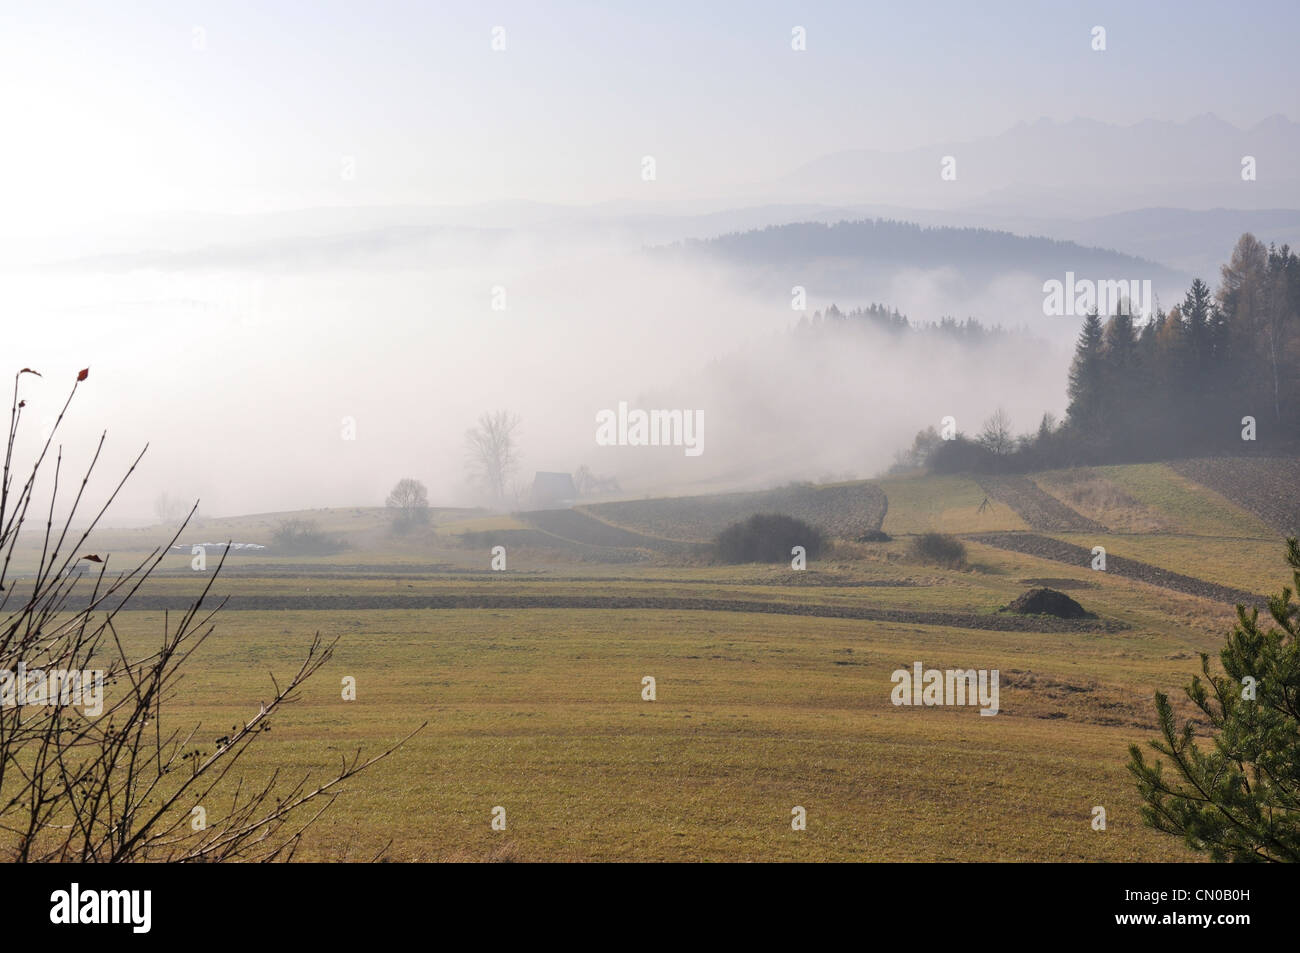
[0,368,421,862]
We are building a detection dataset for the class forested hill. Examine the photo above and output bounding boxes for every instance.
[661,219,1179,278]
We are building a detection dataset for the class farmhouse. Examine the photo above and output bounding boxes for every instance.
[530,471,577,509]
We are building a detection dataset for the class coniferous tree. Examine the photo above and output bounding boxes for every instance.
[1182,278,1213,378]
[1129,537,1300,862]
[1152,305,1191,452]
[1066,310,1105,439]
[1101,308,1140,451]
[1103,308,1139,372]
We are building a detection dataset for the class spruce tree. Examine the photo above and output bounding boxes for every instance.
[1103,308,1139,372]
[1129,537,1300,862]
[1066,310,1105,434]
[1101,308,1140,450]
[1182,277,1213,375]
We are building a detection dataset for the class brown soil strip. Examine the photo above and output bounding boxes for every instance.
[969,532,1262,606]
[1170,457,1300,536]
[106,592,1125,633]
[975,475,1104,532]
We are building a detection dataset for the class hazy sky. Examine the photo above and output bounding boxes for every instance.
[2,0,1297,230]
[0,2,1295,525]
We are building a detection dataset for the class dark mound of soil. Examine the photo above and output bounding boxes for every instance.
[1004,587,1094,619]
[857,529,893,542]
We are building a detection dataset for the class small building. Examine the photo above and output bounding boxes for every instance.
[530,471,577,509]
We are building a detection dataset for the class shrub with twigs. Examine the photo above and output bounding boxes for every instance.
[908,532,967,569]
[0,367,421,862]
[713,513,826,564]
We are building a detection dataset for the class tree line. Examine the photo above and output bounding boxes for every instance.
[922,233,1300,474]
[795,302,1017,345]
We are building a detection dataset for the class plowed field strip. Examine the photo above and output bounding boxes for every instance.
[969,532,1262,605]
[1170,457,1300,535]
[975,475,1104,532]
[106,592,1124,632]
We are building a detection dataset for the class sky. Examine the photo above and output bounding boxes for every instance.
[0,1,1295,524]
[2,0,1298,230]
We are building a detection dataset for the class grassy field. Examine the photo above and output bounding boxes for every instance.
[105,602,1210,862]
[19,459,1295,861]
[1035,463,1277,538]
[877,474,1027,535]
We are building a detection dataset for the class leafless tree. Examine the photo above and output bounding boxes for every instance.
[385,478,430,534]
[573,465,621,498]
[0,367,421,862]
[153,491,189,526]
[978,407,1015,456]
[464,411,520,505]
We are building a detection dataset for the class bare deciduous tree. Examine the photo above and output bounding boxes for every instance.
[464,411,520,505]
[153,492,189,526]
[977,407,1015,456]
[385,477,430,534]
[0,368,421,862]
[572,465,621,498]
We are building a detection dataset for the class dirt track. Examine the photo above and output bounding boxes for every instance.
[969,532,1263,606]
[976,475,1104,532]
[106,591,1125,633]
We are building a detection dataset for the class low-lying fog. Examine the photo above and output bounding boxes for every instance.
[2,221,1082,523]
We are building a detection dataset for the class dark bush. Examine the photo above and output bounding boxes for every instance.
[271,518,347,556]
[714,513,826,564]
[926,436,997,474]
[908,532,966,569]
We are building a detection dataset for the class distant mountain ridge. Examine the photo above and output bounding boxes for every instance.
[767,115,1300,216]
